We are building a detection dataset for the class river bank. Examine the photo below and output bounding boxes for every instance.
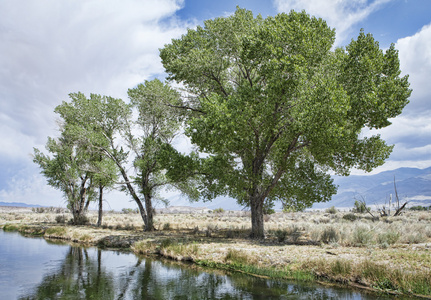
[1,207,430,298]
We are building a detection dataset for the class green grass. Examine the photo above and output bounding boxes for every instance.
[195,259,315,282]
[2,223,20,231]
[45,226,67,236]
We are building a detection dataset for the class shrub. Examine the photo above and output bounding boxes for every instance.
[163,223,171,230]
[343,213,357,221]
[55,215,67,224]
[121,208,138,214]
[320,227,339,244]
[353,200,368,213]
[331,259,352,276]
[376,231,400,245]
[213,208,225,214]
[326,206,337,214]
[124,224,135,231]
[288,225,302,243]
[225,249,250,265]
[352,226,373,246]
[69,215,89,225]
[410,205,430,211]
[403,232,427,244]
[160,238,173,249]
[274,229,288,243]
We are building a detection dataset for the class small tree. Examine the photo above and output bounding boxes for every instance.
[54,79,185,231]
[91,156,118,227]
[33,136,95,224]
[353,200,368,213]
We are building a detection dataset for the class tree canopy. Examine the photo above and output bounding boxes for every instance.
[160,8,411,238]
[40,79,186,230]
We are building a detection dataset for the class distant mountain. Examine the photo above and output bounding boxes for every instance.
[0,202,42,208]
[313,167,431,209]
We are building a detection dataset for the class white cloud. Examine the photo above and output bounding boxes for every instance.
[0,166,63,207]
[396,23,431,114]
[0,0,192,206]
[274,0,391,45]
[0,0,190,159]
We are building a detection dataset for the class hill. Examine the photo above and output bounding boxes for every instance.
[0,201,42,208]
[313,167,431,209]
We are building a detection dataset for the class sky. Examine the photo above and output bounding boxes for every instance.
[0,0,430,210]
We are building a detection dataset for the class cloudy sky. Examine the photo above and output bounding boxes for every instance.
[1,0,430,209]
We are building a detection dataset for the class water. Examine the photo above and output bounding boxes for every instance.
[0,230,401,299]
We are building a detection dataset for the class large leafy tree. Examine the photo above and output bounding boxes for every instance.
[160,8,411,238]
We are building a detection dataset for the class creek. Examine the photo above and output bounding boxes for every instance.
[0,230,402,299]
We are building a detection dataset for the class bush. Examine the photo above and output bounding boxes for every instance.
[225,249,250,265]
[326,206,337,214]
[160,238,173,249]
[287,225,302,243]
[274,229,288,243]
[163,223,171,230]
[69,215,90,225]
[213,208,225,213]
[410,205,431,211]
[376,231,400,245]
[343,213,357,221]
[353,200,368,213]
[121,208,138,214]
[320,227,339,244]
[55,215,67,224]
[331,259,352,276]
[352,226,373,246]
[403,232,427,244]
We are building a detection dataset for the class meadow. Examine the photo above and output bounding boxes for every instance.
[1,206,430,297]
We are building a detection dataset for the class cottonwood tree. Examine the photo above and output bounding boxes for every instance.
[55,79,184,231]
[92,156,118,227]
[126,79,185,230]
[160,8,411,238]
[33,135,96,224]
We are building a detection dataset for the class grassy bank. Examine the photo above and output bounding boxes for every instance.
[1,207,430,297]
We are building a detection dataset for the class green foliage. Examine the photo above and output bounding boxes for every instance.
[68,215,90,226]
[410,205,431,211]
[352,226,373,246]
[376,231,400,245]
[121,208,138,214]
[162,223,171,231]
[33,133,95,224]
[342,213,357,221]
[320,227,340,244]
[225,249,250,265]
[274,229,288,243]
[325,206,338,214]
[160,7,410,238]
[331,259,352,276]
[45,226,67,236]
[353,200,368,213]
[55,215,68,224]
[213,208,225,213]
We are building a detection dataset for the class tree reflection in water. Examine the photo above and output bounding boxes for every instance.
[20,247,115,299]
[19,244,394,300]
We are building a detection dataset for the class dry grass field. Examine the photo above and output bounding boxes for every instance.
[1,206,430,296]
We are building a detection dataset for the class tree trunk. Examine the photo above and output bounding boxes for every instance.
[97,184,103,227]
[117,164,148,228]
[144,193,154,231]
[250,194,265,239]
